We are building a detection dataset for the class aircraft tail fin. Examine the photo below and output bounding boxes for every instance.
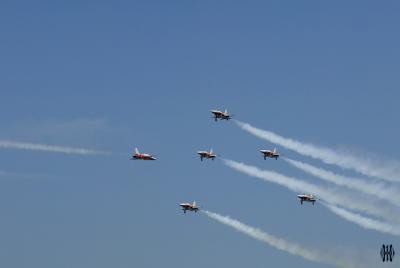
[273,147,276,153]
[193,200,196,207]
[134,147,139,154]
[210,148,213,154]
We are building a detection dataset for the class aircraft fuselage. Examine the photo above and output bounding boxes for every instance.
[131,154,156,160]
[211,110,231,121]
[180,203,199,213]
[197,151,216,161]
[260,150,279,160]
[297,195,316,205]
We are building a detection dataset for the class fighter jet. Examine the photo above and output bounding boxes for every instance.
[130,148,156,160]
[297,194,317,205]
[260,148,280,160]
[197,149,217,161]
[211,109,233,121]
[180,201,199,213]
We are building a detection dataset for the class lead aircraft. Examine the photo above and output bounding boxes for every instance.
[131,148,157,160]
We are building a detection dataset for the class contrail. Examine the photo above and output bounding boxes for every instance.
[283,158,400,207]
[321,202,400,236]
[222,159,400,223]
[203,210,364,268]
[235,120,400,182]
[0,140,109,155]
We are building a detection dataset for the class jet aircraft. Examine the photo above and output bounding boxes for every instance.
[197,149,217,161]
[260,148,280,160]
[131,148,157,160]
[180,201,199,213]
[211,109,232,121]
[297,194,317,205]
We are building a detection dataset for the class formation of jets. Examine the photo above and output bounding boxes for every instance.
[131,107,392,262]
[131,108,319,215]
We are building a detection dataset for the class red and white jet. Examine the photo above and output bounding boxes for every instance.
[211,109,233,121]
[179,201,199,213]
[297,194,317,205]
[260,148,280,160]
[130,148,157,160]
[197,149,217,161]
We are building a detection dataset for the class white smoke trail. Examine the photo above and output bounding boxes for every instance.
[235,120,400,182]
[321,202,400,236]
[283,158,400,207]
[203,210,364,268]
[0,140,109,155]
[223,159,400,223]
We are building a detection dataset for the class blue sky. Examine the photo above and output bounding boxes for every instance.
[1,1,399,267]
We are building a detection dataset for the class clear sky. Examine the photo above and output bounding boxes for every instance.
[1,1,399,267]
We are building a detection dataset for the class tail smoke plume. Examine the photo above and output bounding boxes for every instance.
[0,140,108,155]
[203,210,363,268]
[222,159,400,223]
[235,120,400,182]
[283,158,400,207]
[321,202,400,236]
